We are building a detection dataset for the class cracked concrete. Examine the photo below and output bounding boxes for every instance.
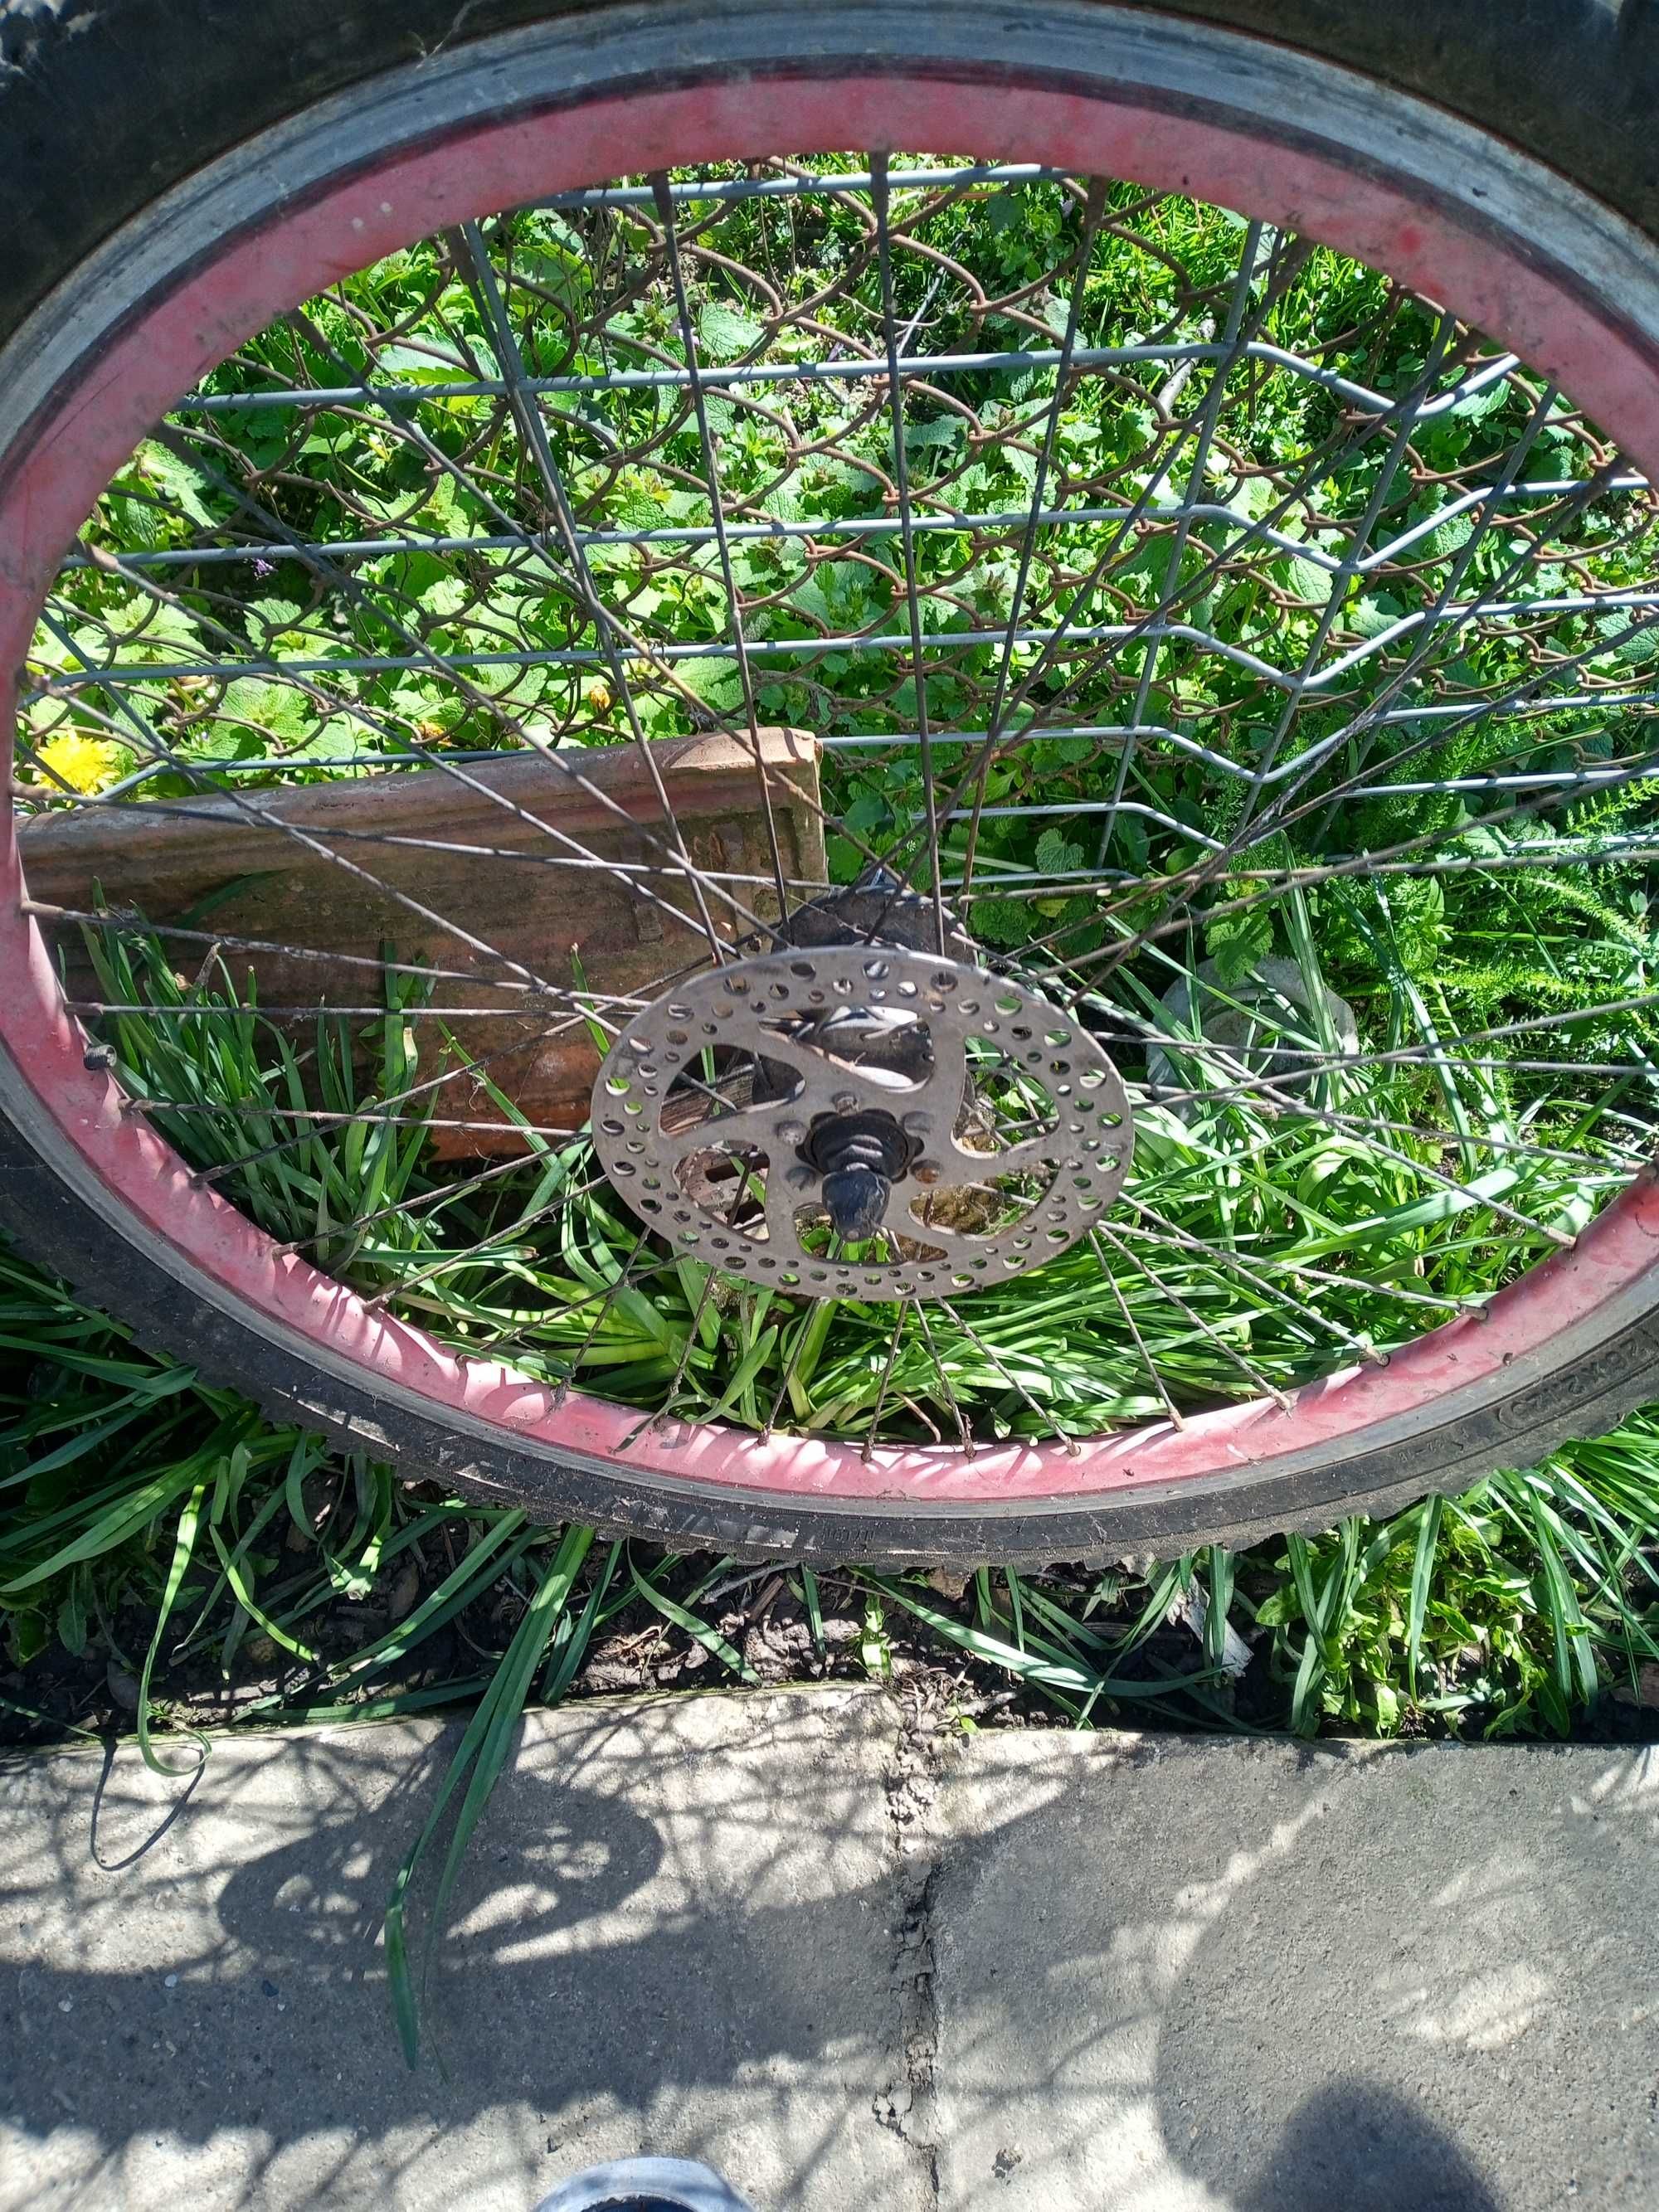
[927,1732,1659,2211]
[874,1694,944,2197]
[3,1694,1657,2210]
[0,1689,927,2212]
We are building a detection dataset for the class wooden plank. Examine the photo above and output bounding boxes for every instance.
[20,730,824,1156]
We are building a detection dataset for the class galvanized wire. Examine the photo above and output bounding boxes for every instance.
[17,151,1659,1440]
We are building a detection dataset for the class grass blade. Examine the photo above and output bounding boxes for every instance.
[382,1524,594,2063]
[1406,1494,1444,1685]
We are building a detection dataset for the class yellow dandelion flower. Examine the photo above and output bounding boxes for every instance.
[35,732,134,795]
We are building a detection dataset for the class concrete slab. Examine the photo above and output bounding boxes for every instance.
[5,1697,1657,2212]
[0,1688,928,2212]
[926,1733,1659,2212]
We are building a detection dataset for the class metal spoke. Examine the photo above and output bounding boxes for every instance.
[1038,664,1659,988]
[935,1293,1080,1453]
[24,902,621,1002]
[449,219,731,963]
[552,1230,662,1407]
[1121,1195,1389,1365]
[1229,313,1463,818]
[270,294,811,921]
[1145,1091,1647,1174]
[106,937,720,1181]
[1194,1074,1581,1249]
[1245,384,1569,832]
[995,262,1457,741]
[28,795,798,887]
[871,150,947,957]
[893,228,1436,878]
[647,178,792,921]
[32,667,573,1004]
[1007,430,1596,975]
[1151,1244,1481,1317]
[1093,218,1272,868]
[1238,528,1659,858]
[1129,980,1659,1090]
[145,420,773,951]
[759,1296,827,1441]
[265,296,898,912]
[270,1146,561,1256]
[75,998,635,1021]
[90,928,721,1187]
[28,561,700,1013]
[861,1300,910,1461]
[1203,429,1601,897]
[628,1262,724,1445]
[1146,1057,1657,1105]
[912,1297,976,1456]
[1092,1253,1187,1430]
[958,178,1107,893]
[1110,454,1649,955]
[124,1098,586,1140]
[363,1170,609,1312]
[178,1017,603,1184]
[1091,1218,1295,1411]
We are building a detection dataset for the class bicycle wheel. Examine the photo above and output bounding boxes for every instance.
[5,0,1659,1565]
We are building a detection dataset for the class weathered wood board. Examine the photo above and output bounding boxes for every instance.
[20,729,824,1155]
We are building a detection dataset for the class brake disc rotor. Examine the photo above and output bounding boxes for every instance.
[589,946,1134,1300]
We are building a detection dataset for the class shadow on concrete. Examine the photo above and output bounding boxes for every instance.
[1143,1744,1658,2212]
[928,1734,1657,2210]
[0,1695,922,2210]
[1233,2078,1501,2212]
[4,1710,1657,2210]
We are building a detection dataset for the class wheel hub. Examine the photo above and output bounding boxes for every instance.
[798,1106,920,1241]
[589,946,1134,1301]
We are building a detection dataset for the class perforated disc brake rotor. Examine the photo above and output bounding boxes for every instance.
[589,946,1133,1301]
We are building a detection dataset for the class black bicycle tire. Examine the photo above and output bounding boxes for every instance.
[5,0,1659,1567]
[5,0,1659,354]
